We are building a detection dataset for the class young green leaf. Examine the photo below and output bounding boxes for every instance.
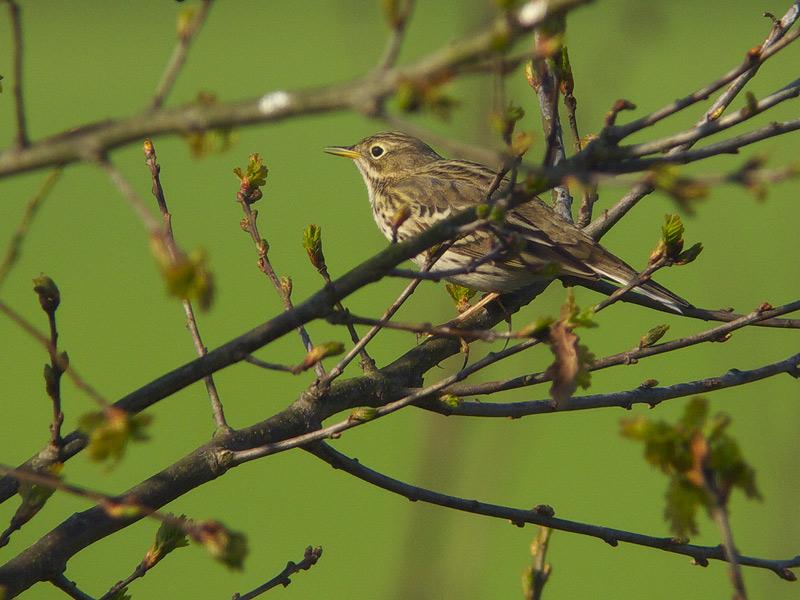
[639,324,669,349]
[191,520,248,570]
[445,283,477,314]
[78,407,153,465]
[142,514,190,569]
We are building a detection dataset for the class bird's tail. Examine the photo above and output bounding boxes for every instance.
[590,262,692,315]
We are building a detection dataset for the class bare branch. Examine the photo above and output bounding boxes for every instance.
[529,34,573,222]
[698,2,800,134]
[523,527,553,600]
[584,181,652,241]
[0,300,108,406]
[0,168,62,291]
[4,0,28,148]
[0,0,593,180]
[429,352,800,418]
[604,12,800,142]
[232,546,322,600]
[96,158,160,233]
[229,337,540,465]
[143,139,229,431]
[591,257,668,313]
[236,167,324,379]
[444,299,800,398]
[51,574,95,600]
[602,118,800,174]
[308,442,800,579]
[708,492,748,600]
[376,0,415,72]
[622,79,800,158]
[150,0,213,110]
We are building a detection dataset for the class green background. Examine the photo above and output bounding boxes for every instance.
[1,1,798,598]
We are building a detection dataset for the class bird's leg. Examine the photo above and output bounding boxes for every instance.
[443,291,501,326]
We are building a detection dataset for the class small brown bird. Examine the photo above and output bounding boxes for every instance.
[325,131,689,313]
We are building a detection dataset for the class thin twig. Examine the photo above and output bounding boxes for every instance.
[0,300,108,406]
[443,299,800,398]
[237,183,325,379]
[0,464,178,528]
[50,574,95,600]
[150,0,213,110]
[523,527,552,600]
[559,46,598,228]
[591,14,800,238]
[308,442,800,579]
[604,14,800,142]
[428,352,800,418]
[43,298,64,448]
[387,243,508,281]
[316,241,454,388]
[96,158,160,232]
[584,181,653,241]
[305,228,375,373]
[231,546,323,600]
[708,494,748,600]
[602,118,800,174]
[243,354,303,374]
[695,2,800,141]
[5,0,28,148]
[143,139,229,431]
[375,0,415,72]
[229,337,540,465]
[622,79,800,158]
[328,311,532,342]
[0,0,593,180]
[0,168,62,292]
[99,564,144,600]
[529,37,573,222]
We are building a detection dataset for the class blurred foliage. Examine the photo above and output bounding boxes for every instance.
[621,397,761,536]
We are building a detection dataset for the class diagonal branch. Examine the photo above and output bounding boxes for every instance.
[150,0,214,110]
[444,299,800,398]
[0,168,62,291]
[0,0,592,180]
[4,0,28,149]
[427,352,800,418]
[232,546,323,600]
[307,442,800,580]
[143,139,229,431]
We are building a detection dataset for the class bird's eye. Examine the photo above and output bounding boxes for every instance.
[370,145,384,158]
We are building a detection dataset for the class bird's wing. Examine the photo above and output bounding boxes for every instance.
[393,162,690,311]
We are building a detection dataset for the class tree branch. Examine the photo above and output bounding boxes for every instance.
[143,139,229,431]
[427,352,800,418]
[4,0,28,149]
[231,546,322,600]
[443,299,800,398]
[150,0,213,110]
[0,0,592,180]
[307,442,800,579]
[0,169,62,291]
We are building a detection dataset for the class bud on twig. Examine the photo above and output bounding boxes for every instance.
[234,153,268,205]
[300,342,345,371]
[280,276,293,299]
[33,275,60,313]
[302,224,326,272]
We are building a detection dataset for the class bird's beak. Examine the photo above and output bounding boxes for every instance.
[324,145,360,159]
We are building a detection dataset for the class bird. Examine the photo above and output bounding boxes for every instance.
[324,131,690,314]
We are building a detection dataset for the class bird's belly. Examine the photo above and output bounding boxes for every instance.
[411,249,544,293]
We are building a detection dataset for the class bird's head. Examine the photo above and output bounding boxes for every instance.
[325,132,442,183]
